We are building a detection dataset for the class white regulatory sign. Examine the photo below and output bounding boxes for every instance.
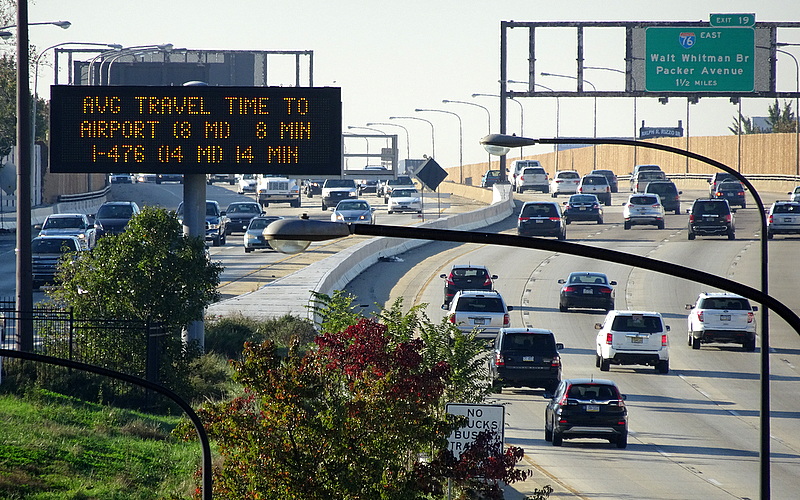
[446,403,505,459]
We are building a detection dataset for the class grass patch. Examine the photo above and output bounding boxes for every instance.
[0,390,200,499]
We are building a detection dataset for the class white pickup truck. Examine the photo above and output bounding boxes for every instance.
[256,175,302,208]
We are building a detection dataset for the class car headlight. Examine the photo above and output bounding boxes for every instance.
[208,223,220,230]
[358,214,368,220]
[348,192,356,197]
[245,233,256,243]
[335,214,344,221]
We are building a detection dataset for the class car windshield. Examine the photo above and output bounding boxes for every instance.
[392,189,418,197]
[699,297,751,310]
[96,205,133,218]
[630,196,658,205]
[568,273,608,285]
[610,314,663,333]
[569,195,597,204]
[774,203,800,214]
[205,203,220,216]
[32,238,79,253]
[43,217,83,229]
[455,297,505,313]
[338,201,369,211]
[502,333,555,352]
[227,204,261,214]
[521,203,557,217]
[582,176,606,185]
[248,217,279,230]
[567,384,617,401]
[388,177,413,185]
[326,179,355,188]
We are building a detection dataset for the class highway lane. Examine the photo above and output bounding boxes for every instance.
[345,187,800,499]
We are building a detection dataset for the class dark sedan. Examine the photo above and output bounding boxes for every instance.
[713,181,746,208]
[225,202,264,234]
[563,194,603,224]
[558,271,616,312]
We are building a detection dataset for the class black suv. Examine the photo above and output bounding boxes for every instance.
[644,180,682,215]
[518,201,566,239]
[490,328,563,392]
[440,264,496,307]
[544,378,628,448]
[708,172,737,196]
[688,199,735,240]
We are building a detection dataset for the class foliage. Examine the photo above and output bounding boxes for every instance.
[204,312,317,360]
[729,99,798,135]
[48,206,222,332]
[177,296,530,499]
[0,53,51,158]
[0,389,199,499]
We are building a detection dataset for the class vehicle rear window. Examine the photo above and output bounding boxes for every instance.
[559,172,579,179]
[502,333,555,352]
[452,268,488,279]
[699,297,751,310]
[97,205,134,218]
[582,176,606,185]
[774,204,800,213]
[569,195,597,204]
[521,204,557,217]
[455,297,505,313]
[630,195,658,205]
[610,314,663,333]
[567,384,618,400]
[717,182,742,190]
[693,201,727,215]
[646,183,676,194]
[569,274,607,285]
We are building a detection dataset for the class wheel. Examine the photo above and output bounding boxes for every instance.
[657,221,665,230]
[675,208,681,215]
[212,236,220,247]
[727,230,736,240]
[687,331,693,346]
[656,360,669,374]
[692,337,701,350]
[595,353,601,368]
[552,430,563,447]
[387,210,393,214]
[565,218,571,225]
[321,202,327,211]
[742,202,747,209]
[544,424,553,442]
[600,357,610,372]
[597,217,603,224]
[604,197,611,206]
[245,248,252,253]
[220,233,226,245]
[616,432,628,449]
[767,232,774,240]
[557,230,566,240]
[551,192,557,198]
[623,221,631,230]
[543,186,550,194]
[559,303,568,312]
[688,232,696,240]
[744,337,756,352]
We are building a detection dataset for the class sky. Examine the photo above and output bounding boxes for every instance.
[14,0,800,171]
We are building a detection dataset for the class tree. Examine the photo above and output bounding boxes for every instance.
[728,112,764,135]
[766,98,798,133]
[48,206,222,332]
[178,297,534,499]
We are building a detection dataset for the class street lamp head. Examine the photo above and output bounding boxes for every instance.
[108,44,123,50]
[263,217,352,254]
[0,31,10,39]
[480,134,540,156]
[54,21,71,29]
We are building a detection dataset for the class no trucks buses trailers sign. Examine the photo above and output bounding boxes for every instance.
[446,403,504,459]
[645,26,754,92]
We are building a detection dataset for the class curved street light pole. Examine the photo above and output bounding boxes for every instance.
[507,80,562,170]
[416,108,463,183]
[540,72,597,169]
[443,99,492,170]
[367,122,410,160]
[585,66,639,165]
[390,116,435,160]
[481,132,772,500]
[473,93,524,160]
[775,48,800,176]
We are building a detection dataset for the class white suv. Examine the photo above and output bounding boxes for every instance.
[686,293,758,351]
[513,166,549,194]
[443,290,513,339]
[595,310,670,373]
[549,170,580,197]
[622,193,665,230]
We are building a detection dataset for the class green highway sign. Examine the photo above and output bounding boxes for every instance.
[710,13,755,27]
[645,27,755,92]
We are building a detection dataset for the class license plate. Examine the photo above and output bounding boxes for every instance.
[535,219,544,223]
[631,336,643,343]
[720,314,731,321]
[586,405,600,412]
[522,356,536,362]
[579,207,586,211]
[583,288,593,294]
[473,318,486,325]
[784,218,794,223]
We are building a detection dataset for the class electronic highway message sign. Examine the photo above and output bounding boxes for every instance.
[645,27,755,92]
[50,85,342,176]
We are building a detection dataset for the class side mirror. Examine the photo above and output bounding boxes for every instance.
[543,391,555,400]
[220,211,227,216]
[439,274,447,279]
[666,325,671,331]
[441,304,449,310]
[752,306,759,312]
[556,342,564,350]
[557,279,566,284]
[491,275,498,279]
[34,224,42,230]
[621,394,627,401]
[507,306,514,311]
[678,191,683,195]
[594,323,603,330]
[609,280,617,286]
[685,304,694,310]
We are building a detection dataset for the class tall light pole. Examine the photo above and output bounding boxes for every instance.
[541,72,597,169]
[415,108,463,183]
[506,80,561,170]
[443,99,492,170]
[390,116,435,159]
[776,46,800,176]
[473,93,523,160]
[367,122,410,160]
[585,66,639,165]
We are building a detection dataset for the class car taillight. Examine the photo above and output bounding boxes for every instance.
[519,175,525,181]
[652,204,660,208]
[737,191,744,196]
[599,287,613,294]
[563,286,577,292]
[748,312,755,323]
[446,273,455,286]
[519,217,530,222]
[605,186,610,192]
[549,217,561,222]
[592,204,600,209]
[715,191,723,197]
[768,214,774,224]
[495,352,505,366]
[578,186,584,193]
[661,334,669,347]
[503,314,510,327]
[550,355,561,367]
[697,311,704,322]
[725,214,732,223]
[689,214,696,222]
[483,275,492,286]
[606,332,613,345]
[448,314,455,324]
[565,204,573,210]
[556,179,563,183]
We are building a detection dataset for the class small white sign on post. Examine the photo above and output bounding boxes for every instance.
[446,403,505,459]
